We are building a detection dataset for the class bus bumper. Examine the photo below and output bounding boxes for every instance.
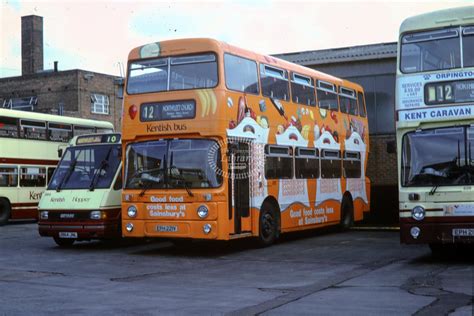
[400,219,474,244]
[38,221,121,240]
[122,220,218,239]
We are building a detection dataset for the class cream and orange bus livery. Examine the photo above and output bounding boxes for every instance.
[121,38,370,246]
[38,133,122,247]
[0,108,114,225]
[397,6,474,253]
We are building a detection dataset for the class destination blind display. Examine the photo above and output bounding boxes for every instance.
[76,133,121,145]
[140,100,196,121]
[425,80,474,105]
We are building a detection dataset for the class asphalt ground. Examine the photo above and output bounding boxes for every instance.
[0,223,472,315]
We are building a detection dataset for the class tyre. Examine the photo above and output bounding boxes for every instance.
[0,198,11,226]
[340,195,354,230]
[53,237,75,247]
[257,202,279,247]
[429,243,450,257]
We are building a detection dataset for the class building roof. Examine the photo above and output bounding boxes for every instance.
[273,42,397,66]
[0,69,120,83]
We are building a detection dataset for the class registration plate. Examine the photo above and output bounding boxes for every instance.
[59,232,78,238]
[156,225,178,233]
[452,229,474,237]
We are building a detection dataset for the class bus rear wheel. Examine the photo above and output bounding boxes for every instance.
[340,195,354,230]
[258,203,279,247]
[0,198,11,226]
[53,237,75,247]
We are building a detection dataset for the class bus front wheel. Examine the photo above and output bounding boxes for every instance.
[0,198,11,226]
[257,203,279,247]
[53,237,75,247]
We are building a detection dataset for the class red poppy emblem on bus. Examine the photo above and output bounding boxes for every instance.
[129,105,138,120]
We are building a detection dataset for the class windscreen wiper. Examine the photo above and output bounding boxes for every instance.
[170,166,194,197]
[429,185,439,195]
[89,146,113,191]
[56,155,78,192]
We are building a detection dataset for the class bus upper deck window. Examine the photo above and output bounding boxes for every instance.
[357,92,367,117]
[462,26,474,67]
[0,116,19,138]
[291,73,316,106]
[339,87,357,115]
[20,120,47,140]
[260,64,290,102]
[224,54,259,95]
[316,81,338,111]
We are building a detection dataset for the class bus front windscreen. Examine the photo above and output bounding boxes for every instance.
[402,126,474,186]
[48,145,121,190]
[127,53,218,94]
[125,139,222,190]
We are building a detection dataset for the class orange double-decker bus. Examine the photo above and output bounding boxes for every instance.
[121,38,370,246]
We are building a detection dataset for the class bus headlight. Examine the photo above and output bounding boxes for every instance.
[410,226,421,239]
[127,205,138,218]
[90,211,103,220]
[197,205,209,219]
[203,224,212,234]
[412,206,425,221]
[126,223,134,232]
[40,211,49,220]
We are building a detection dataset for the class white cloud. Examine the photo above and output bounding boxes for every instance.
[0,0,471,78]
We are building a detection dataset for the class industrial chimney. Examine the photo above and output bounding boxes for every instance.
[21,15,43,75]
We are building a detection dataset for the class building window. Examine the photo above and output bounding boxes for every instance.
[2,96,37,111]
[91,94,110,115]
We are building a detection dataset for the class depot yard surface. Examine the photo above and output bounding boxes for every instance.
[0,224,472,315]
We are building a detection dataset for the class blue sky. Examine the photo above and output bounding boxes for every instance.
[0,0,471,78]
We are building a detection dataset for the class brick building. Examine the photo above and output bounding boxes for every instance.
[0,15,123,130]
[275,43,399,223]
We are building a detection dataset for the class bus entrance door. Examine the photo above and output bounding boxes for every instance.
[228,141,251,235]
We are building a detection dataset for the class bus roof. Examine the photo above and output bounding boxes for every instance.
[0,108,114,128]
[128,38,362,92]
[400,6,474,35]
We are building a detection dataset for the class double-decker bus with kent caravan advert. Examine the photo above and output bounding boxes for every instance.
[397,6,474,252]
